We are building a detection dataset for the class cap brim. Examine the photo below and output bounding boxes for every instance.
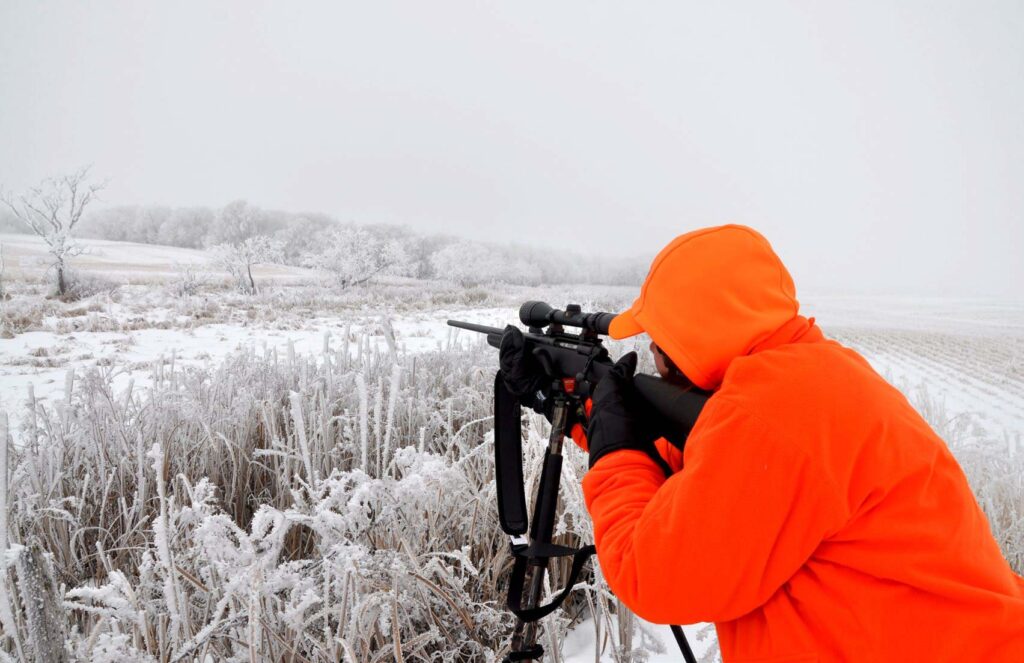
[608,309,644,339]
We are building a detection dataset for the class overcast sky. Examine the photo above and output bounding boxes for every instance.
[1,1,1021,297]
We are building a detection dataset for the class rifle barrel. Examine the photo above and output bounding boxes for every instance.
[446,320,503,336]
[447,320,504,347]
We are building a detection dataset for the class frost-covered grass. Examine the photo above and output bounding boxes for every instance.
[0,331,667,662]
[0,277,638,419]
[0,273,636,337]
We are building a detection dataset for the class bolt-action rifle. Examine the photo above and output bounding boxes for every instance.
[448,302,709,662]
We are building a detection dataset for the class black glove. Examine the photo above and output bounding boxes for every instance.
[587,352,672,476]
[499,325,550,415]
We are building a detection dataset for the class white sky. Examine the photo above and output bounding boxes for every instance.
[1,1,1021,297]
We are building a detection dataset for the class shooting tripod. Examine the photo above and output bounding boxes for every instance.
[494,380,697,663]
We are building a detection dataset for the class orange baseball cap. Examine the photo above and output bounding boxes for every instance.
[608,224,800,390]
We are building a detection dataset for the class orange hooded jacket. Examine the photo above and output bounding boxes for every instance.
[579,225,1024,662]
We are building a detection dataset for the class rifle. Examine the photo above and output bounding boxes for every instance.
[448,301,708,662]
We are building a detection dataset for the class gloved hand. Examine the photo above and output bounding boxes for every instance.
[587,352,672,476]
[499,325,550,415]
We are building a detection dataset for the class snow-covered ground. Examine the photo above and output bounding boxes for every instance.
[563,619,716,663]
[0,305,517,412]
[3,289,1019,442]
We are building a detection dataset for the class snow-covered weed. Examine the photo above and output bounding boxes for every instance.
[60,270,120,302]
[0,334,627,661]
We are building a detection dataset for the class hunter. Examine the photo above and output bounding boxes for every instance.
[500,224,1024,661]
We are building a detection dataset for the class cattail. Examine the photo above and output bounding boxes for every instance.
[289,391,316,484]
[373,380,383,476]
[0,412,19,663]
[356,373,369,474]
[383,365,402,475]
[342,322,351,369]
[64,369,75,402]
[0,409,23,659]
[0,412,8,552]
[381,315,398,362]
[26,383,37,446]
[148,443,183,641]
[122,378,135,412]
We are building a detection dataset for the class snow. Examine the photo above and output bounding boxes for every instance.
[562,618,715,662]
[0,306,516,413]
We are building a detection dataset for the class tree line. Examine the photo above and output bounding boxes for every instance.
[1,171,647,296]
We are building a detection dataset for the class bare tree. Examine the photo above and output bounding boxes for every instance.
[1,168,103,297]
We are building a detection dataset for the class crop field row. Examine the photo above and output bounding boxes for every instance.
[830,327,1024,442]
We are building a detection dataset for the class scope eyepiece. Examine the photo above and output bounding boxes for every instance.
[519,301,616,335]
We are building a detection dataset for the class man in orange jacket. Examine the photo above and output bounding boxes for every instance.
[503,225,1023,661]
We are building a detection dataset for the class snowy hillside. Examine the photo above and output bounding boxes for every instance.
[0,232,315,283]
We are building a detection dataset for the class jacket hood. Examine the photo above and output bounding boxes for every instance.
[609,224,819,390]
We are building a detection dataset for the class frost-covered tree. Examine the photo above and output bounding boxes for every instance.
[209,235,283,294]
[429,240,502,286]
[79,205,139,242]
[157,207,214,248]
[1,167,103,297]
[205,200,262,247]
[273,214,339,264]
[306,227,411,288]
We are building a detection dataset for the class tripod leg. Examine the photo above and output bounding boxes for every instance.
[670,625,698,663]
[506,401,569,661]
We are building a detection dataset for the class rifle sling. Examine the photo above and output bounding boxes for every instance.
[494,372,598,625]
[494,372,528,536]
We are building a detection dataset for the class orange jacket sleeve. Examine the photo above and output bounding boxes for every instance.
[582,396,848,625]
